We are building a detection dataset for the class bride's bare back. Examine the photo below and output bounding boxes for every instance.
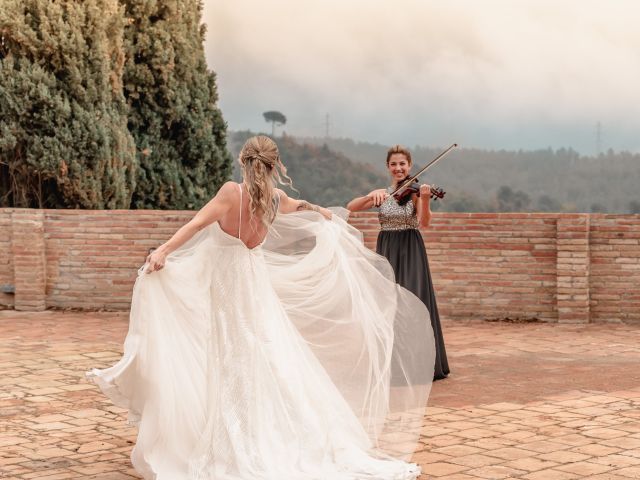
[218,183,271,250]
[144,181,331,272]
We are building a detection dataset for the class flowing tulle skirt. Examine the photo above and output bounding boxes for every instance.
[377,228,450,380]
[88,210,435,479]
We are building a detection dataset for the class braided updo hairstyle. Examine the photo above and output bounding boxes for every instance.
[238,136,293,227]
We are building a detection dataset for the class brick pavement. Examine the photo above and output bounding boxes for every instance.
[1,311,639,479]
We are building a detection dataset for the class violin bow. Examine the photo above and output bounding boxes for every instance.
[390,143,458,197]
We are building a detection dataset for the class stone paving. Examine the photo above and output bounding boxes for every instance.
[1,311,639,479]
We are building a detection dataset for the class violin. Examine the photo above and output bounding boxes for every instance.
[394,179,446,206]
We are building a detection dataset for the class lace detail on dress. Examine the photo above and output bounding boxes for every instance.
[378,190,419,231]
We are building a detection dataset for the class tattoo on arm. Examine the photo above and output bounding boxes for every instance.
[297,200,321,213]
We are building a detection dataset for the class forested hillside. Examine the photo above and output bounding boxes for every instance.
[297,136,640,213]
[228,132,385,207]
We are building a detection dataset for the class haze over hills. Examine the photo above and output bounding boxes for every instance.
[228,131,387,208]
[228,132,640,213]
[295,136,640,214]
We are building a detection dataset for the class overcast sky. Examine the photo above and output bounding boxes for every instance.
[202,0,640,154]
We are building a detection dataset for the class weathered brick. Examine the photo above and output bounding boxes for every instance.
[1,210,639,322]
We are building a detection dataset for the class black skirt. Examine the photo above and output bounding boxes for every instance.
[377,228,450,381]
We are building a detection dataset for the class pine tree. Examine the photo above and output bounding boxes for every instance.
[122,0,232,209]
[0,0,136,208]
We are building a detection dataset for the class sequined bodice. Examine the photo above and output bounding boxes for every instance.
[378,190,419,231]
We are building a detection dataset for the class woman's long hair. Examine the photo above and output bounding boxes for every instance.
[239,136,293,228]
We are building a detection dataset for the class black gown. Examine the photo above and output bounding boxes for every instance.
[376,194,450,381]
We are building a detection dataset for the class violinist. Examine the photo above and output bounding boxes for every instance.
[347,144,450,381]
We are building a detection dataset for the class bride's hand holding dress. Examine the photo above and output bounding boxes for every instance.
[144,182,237,273]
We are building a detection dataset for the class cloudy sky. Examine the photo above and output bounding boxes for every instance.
[202,1,640,154]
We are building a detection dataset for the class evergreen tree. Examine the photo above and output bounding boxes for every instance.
[0,0,136,208]
[122,0,232,209]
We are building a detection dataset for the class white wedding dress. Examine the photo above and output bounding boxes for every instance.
[88,196,435,480]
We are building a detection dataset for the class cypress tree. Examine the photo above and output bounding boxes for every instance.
[0,0,136,208]
[122,0,232,209]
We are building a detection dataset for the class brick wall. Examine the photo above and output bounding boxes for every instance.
[589,216,640,323]
[1,209,638,323]
[349,212,559,322]
[43,210,192,310]
[0,209,14,308]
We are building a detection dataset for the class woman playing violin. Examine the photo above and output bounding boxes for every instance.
[347,144,450,381]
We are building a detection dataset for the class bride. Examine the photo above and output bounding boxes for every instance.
[88,135,435,480]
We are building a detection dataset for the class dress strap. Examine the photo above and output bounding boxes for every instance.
[238,183,242,239]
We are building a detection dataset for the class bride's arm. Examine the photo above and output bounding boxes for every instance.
[276,189,332,220]
[146,182,235,272]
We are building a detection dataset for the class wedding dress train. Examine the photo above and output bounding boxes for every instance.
[88,207,435,479]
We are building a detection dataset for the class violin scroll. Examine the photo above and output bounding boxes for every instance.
[430,185,446,200]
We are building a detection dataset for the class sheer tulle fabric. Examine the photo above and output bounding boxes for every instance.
[88,208,435,480]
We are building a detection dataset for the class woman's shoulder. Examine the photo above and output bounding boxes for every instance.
[220,181,240,191]
[273,188,288,203]
[216,181,241,199]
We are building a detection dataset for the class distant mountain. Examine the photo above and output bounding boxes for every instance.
[295,136,640,213]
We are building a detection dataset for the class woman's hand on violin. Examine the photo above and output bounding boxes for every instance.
[367,189,388,207]
[145,249,167,274]
[419,184,431,200]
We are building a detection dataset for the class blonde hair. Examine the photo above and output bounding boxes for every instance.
[238,135,293,227]
[386,144,412,165]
